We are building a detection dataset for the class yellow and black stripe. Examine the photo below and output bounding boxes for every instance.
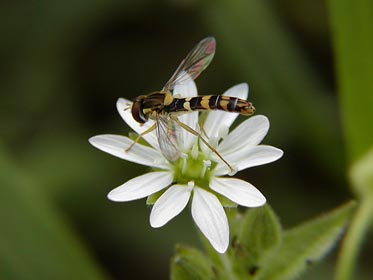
[166,95,255,116]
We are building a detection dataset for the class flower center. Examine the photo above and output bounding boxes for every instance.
[172,146,215,190]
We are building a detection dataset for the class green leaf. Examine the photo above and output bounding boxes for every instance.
[329,0,373,163]
[349,148,373,197]
[334,150,373,280]
[254,201,356,280]
[205,0,344,179]
[170,245,215,280]
[0,147,107,280]
[238,205,282,261]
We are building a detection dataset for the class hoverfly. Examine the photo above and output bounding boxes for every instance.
[126,37,255,172]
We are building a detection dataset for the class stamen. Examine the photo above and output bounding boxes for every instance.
[191,143,199,159]
[181,153,188,174]
[201,160,211,177]
[195,123,201,132]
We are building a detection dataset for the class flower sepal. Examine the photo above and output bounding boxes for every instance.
[235,204,282,261]
[146,190,165,205]
[170,245,214,280]
[170,202,356,280]
[215,193,237,208]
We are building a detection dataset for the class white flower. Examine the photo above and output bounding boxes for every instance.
[89,79,283,253]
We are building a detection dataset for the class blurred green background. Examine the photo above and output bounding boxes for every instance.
[1,0,372,279]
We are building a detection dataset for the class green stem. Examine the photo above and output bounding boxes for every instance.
[218,253,238,280]
[335,197,373,280]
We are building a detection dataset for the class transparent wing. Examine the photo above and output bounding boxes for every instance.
[162,37,216,92]
[155,113,181,162]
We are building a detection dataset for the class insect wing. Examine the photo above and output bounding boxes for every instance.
[155,113,181,162]
[162,37,216,92]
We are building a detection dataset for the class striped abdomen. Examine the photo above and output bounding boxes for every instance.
[166,95,255,116]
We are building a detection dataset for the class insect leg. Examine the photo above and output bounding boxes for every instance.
[200,125,209,139]
[125,123,156,152]
[170,115,234,173]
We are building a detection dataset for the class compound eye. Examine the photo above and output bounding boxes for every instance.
[131,101,148,123]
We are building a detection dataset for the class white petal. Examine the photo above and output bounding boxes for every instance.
[173,75,197,98]
[116,98,159,149]
[173,77,199,150]
[218,115,269,154]
[210,178,266,207]
[191,187,229,253]
[214,145,283,176]
[178,112,199,151]
[150,184,192,228]
[223,83,249,100]
[89,135,169,169]
[107,171,173,201]
[202,83,249,139]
